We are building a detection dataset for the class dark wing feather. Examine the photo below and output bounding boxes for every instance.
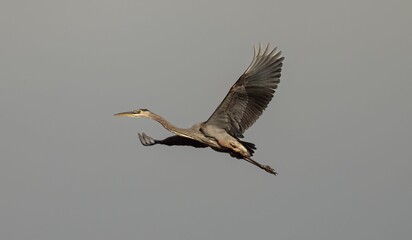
[205,44,284,137]
[138,133,207,148]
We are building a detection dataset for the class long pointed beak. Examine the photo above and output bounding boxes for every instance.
[114,111,136,118]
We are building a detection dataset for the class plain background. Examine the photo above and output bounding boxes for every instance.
[1,0,411,239]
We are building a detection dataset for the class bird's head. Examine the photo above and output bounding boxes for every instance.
[114,108,150,118]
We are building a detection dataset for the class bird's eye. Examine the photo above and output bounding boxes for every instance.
[133,110,140,114]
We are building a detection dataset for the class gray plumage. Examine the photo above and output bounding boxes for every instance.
[115,44,284,175]
[206,45,283,138]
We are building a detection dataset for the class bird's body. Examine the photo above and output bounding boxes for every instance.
[115,44,284,175]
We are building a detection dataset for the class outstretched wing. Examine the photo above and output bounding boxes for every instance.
[204,44,284,137]
[138,133,207,148]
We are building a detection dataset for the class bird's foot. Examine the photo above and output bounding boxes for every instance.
[244,157,278,175]
[262,165,278,175]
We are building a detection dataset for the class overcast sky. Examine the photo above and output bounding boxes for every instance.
[1,0,411,239]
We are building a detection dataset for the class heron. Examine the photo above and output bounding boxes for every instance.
[115,44,284,175]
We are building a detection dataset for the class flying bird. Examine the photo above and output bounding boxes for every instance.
[115,44,284,175]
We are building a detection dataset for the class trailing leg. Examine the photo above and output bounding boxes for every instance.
[244,157,277,175]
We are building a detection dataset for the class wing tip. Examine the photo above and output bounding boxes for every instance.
[253,43,282,57]
[246,43,283,74]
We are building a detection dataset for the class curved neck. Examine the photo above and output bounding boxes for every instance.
[146,111,189,136]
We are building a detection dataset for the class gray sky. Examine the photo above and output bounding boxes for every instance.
[1,0,411,239]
